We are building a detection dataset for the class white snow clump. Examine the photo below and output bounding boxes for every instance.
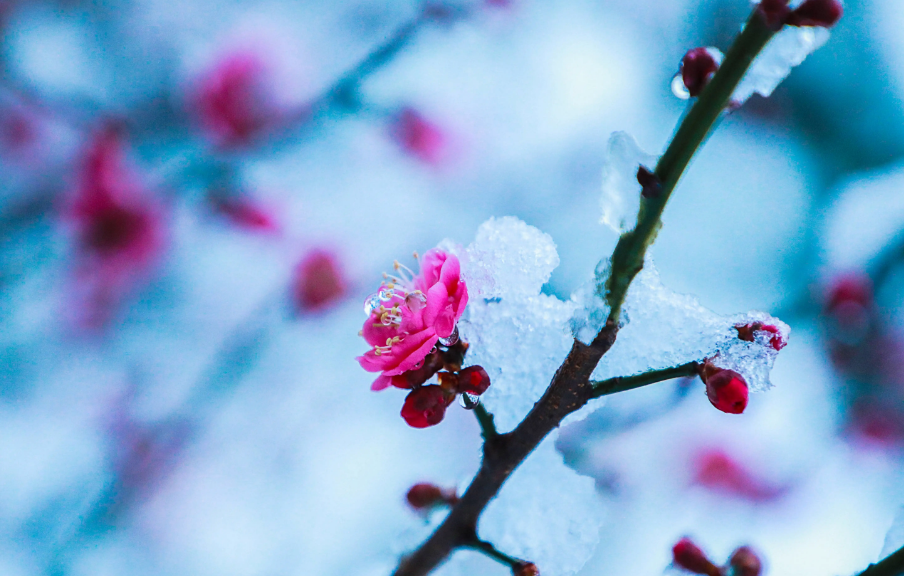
[577,257,788,392]
[732,24,830,104]
[477,439,603,576]
[458,217,577,432]
[599,131,657,234]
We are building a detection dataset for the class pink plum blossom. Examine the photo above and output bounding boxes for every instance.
[357,249,468,392]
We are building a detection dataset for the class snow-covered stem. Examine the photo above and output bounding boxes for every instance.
[469,401,499,441]
[393,8,782,576]
[465,536,529,569]
[605,9,775,324]
[856,544,904,576]
[590,361,699,399]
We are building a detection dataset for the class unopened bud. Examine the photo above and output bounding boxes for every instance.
[758,0,792,29]
[637,166,662,199]
[728,546,762,576]
[787,0,842,28]
[672,538,720,576]
[701,361,748,414]
[457,365,491,395]
[735,322,786,351]
[512,562,540,576]
[401,385,453,428]
[406,482,457,510]
[681,47,722,97]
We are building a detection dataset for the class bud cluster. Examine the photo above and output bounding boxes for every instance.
[758,0,842,30]
[672,538,762,576]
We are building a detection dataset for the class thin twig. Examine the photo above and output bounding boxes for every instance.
[590,362,700,399]
[393,9,778,576]
[465,537,527,569]
[468,400,499,442]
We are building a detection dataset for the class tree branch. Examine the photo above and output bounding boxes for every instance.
[590,361,700,399]
[604,10,774,324]
[857,545,904,576]
[393,8,777,576]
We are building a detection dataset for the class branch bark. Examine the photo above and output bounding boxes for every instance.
[392,8,777,576]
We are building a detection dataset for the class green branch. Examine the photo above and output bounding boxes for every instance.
[468,400,498,441]
[590,362,700,399]
[465,538,528,569]
[604,10,775,325]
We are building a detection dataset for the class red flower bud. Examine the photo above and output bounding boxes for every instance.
[401,385,453,428]
[681,48,721,97]
[672,538,720,576]
[728,546,763,576]
[758,0,792,29]
[293,249,347,312]
[457,365,491,395]
[512,562,540,576]
[735,322,786,351]
[406,482,458,510]
[787,0,842,28]
[701,364,748,414]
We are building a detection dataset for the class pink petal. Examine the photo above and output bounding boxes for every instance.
[423,282,449,329]
[371,374,393,391]
[439,254,460,292]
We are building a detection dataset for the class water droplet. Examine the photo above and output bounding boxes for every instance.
[438,326,459,347]
[671,73,690,100]
[459,392,479,409]
[363,293,381,316]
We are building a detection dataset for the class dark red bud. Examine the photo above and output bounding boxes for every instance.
[758,0,792,29]
[637,166,662,198]
[701,363,748,414]
[406,482,458,510]
[681,48,720,97]
[401,385,453,428]
[672,538,721,576]
[728,546,762,576]
[512,562,540,576]
[457,365,491,395]
[735,322,786,351]
[787,0,842,28]
[401,351,446,389]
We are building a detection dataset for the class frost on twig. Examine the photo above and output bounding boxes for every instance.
[599,132,657,235]
[732,24,830,104]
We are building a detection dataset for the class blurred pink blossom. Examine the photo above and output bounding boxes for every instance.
[693,449,789,501]
[65,127,166,329]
